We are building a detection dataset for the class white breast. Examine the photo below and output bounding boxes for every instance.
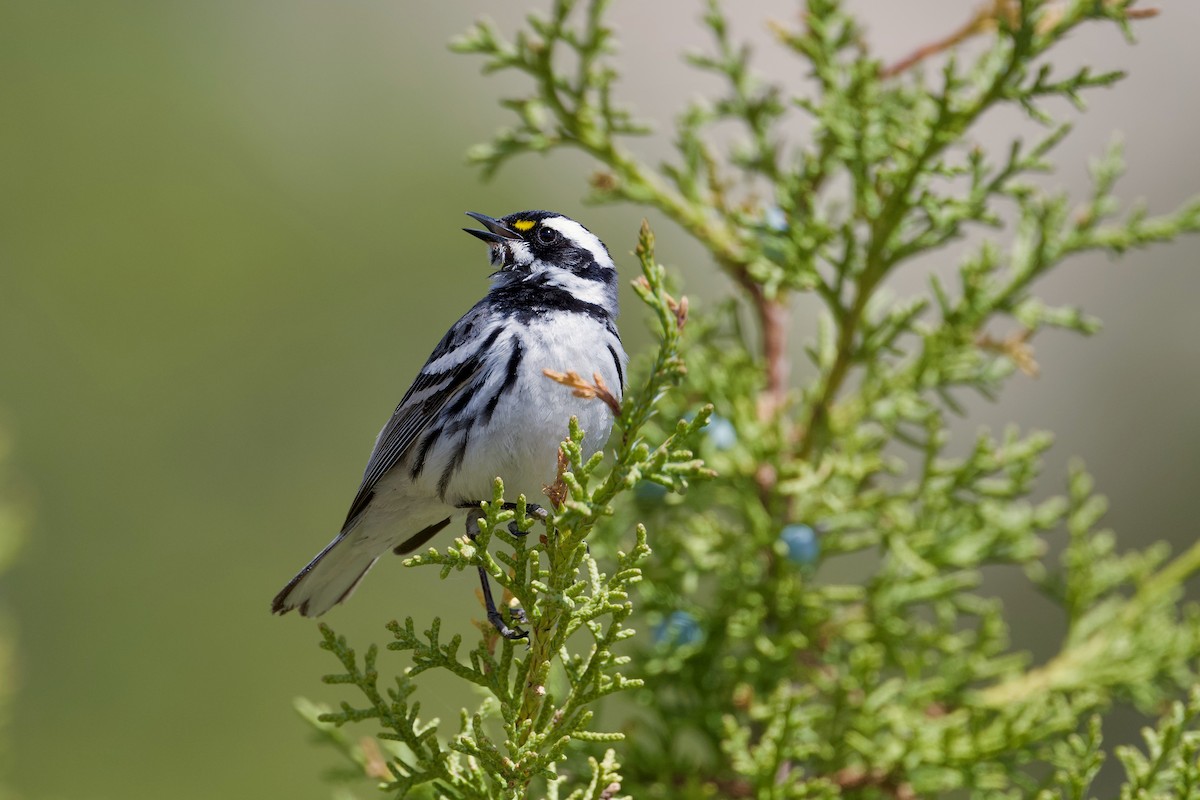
[445,312,624,506]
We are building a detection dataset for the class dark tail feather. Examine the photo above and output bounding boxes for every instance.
[392,517,452,555]
[271,534,380,617]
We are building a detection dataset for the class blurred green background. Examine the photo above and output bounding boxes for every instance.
[1,2,1198,798]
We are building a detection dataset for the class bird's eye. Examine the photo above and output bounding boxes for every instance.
[536,226,559,245]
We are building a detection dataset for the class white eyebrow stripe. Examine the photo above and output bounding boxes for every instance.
[542,217,613,269]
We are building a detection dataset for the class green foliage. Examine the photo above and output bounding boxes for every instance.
[298,1,1200,797]
[1112,688,1200,799]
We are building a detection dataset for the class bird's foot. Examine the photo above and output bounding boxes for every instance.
[463,505,534,640]
[487,605,529,640]
[506,502,548,537]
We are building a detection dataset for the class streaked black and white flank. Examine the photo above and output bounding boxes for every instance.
[272,211,626,618]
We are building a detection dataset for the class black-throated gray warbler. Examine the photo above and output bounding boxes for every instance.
[272,211,626,638]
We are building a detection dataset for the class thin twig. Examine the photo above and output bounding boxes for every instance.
[883,0,1159,78]
[882,3,997,78]
[748,282,790,420]
[720,257,789,420]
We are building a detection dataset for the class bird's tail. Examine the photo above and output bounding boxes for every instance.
[271,534,379,617]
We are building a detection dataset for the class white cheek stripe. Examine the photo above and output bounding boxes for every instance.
[543,271,612,306]
[542,217,614,269]
[507,241,532,264]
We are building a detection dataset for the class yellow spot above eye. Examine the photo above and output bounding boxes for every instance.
[512,219,535,231]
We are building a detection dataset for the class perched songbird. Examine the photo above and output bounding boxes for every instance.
[272,211,626,635]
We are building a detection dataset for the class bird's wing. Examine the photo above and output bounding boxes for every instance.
[340,308,495,531]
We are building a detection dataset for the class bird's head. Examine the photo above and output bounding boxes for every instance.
[464,210,618,315]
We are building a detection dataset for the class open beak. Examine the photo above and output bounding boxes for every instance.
[463,212,522,244]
